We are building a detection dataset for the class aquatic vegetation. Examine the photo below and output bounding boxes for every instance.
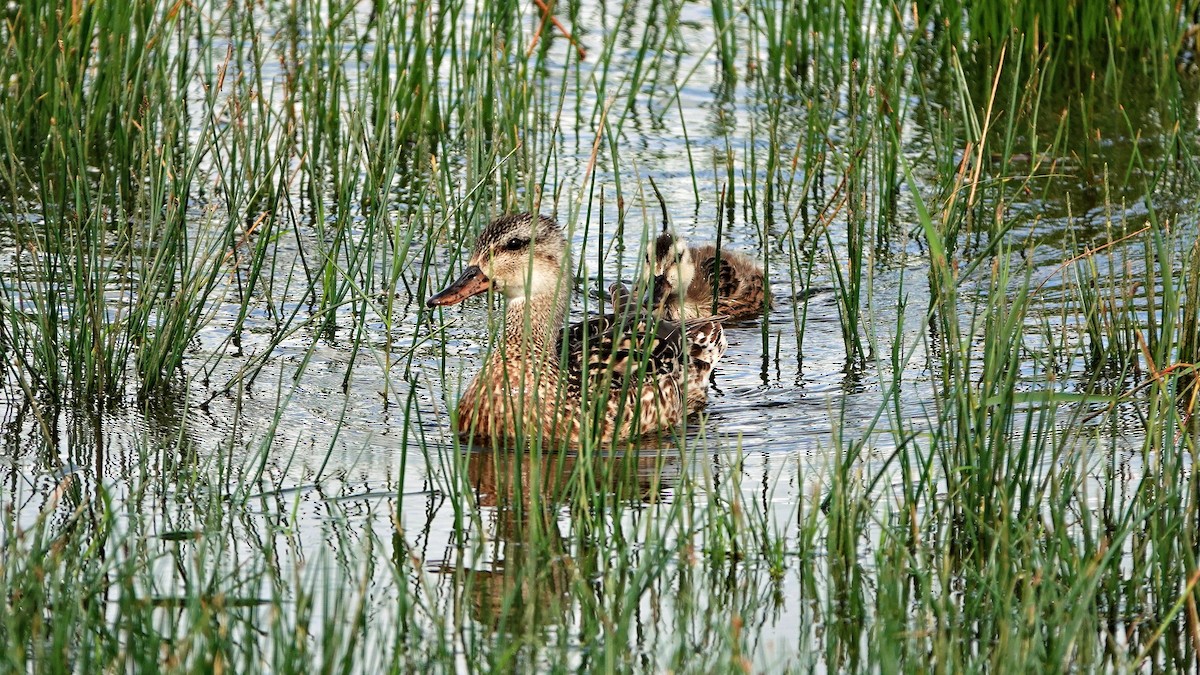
[2,0,1200,671]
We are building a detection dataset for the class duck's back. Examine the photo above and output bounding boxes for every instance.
[561,312,726,442]
[681,317,726,412]
[686,245,769,320]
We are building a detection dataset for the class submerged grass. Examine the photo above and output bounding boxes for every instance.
[4,0,1200,671]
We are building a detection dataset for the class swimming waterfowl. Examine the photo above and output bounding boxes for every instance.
[427,213,727,447]
[643,231,770,321]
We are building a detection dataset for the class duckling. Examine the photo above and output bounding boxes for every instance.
[427,213,727,447]
[643,231,770,321]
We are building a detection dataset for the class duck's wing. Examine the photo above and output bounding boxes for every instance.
[680,316,727,412]
[682,315,727,370]
[559,313,687,394]
[558,312,727,439]
[607,281,633,316]
[562,311,726,389]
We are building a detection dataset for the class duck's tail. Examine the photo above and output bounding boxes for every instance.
[683,316,728,413]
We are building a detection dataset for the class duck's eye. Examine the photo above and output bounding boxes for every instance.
[503,237,528,252]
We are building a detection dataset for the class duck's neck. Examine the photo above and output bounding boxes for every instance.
[502,281,571,361]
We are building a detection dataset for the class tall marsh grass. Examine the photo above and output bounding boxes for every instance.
[3,0,1200,671]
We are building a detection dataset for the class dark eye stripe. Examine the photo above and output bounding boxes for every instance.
[655,233,674,262]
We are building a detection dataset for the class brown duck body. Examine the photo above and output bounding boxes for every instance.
[429,214,726,448]
[647,234,771,321]
[456,310,724,445]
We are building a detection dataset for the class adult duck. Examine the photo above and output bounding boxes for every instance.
[427,213,726,447]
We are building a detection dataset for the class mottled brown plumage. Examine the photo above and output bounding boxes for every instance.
[427,214,726,447]
[642,232,770,321]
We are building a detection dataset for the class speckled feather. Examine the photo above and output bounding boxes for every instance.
[557,311,726,441]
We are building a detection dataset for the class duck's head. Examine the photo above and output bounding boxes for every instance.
[427,213,569,307]
[642,231,695,294]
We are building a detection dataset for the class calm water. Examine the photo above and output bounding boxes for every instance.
[2,0,1196,669]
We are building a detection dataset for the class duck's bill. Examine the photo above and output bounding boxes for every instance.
[426,265,491,307]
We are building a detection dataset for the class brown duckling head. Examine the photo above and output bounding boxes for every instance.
[641,230,696,299]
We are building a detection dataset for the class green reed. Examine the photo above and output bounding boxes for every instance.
[923,0,1184,78]
[5,0,1200,671]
